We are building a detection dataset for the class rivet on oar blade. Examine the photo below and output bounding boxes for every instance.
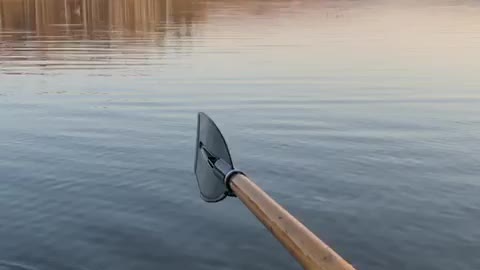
[194,112,234,202]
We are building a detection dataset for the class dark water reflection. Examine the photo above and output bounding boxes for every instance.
[1,1,480,270]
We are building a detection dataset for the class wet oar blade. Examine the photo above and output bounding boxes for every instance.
[194,113,234,202]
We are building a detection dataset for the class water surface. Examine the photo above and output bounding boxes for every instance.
[1,1,480,269]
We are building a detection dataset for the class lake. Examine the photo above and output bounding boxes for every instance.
[0,0,479,269]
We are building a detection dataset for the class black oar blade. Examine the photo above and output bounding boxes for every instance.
[194,112,234,202]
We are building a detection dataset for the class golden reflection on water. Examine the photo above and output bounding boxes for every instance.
[0,0,205,39]
[0,0,215,74]
[0,0,304,74]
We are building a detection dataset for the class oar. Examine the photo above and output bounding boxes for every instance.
[194,112,356,270]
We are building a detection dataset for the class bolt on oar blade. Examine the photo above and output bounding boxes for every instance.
[194,113,234,202]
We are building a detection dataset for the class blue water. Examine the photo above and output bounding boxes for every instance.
[1,0,479,269]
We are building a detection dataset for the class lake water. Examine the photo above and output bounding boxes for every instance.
[1,0,479,269]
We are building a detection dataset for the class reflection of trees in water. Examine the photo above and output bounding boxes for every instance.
[0,0,306,72]
[0,0,206,39]
[0,0,209,70]
[0,0,309,39]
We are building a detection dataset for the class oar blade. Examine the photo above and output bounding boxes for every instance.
[194,113,234,202]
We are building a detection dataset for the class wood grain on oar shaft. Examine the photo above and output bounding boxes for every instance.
[230,174,356,270]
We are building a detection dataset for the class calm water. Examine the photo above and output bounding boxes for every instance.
[1,0,480,269]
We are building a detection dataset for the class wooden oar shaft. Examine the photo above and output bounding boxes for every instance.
[230,174,356,270]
